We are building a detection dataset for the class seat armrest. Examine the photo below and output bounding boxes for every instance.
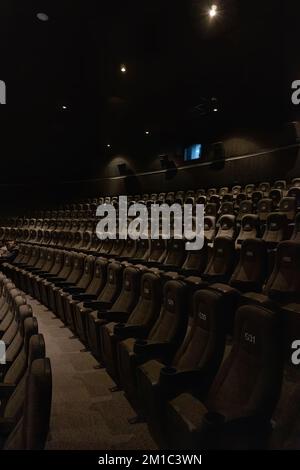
[101,311,131,322]
[72,293,97,301]
[114,324,148,339]
[83,300,112,310]
[64,287,85,295]
[133,340,173,359]
[54,281,75,288]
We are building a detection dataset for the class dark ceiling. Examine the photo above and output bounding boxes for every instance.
[0,0,299,182]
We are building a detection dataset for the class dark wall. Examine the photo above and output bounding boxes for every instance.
[1,131,300,216]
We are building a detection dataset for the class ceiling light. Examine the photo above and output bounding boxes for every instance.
[36,12,49,22]
[145,131,150,135]
[209,5,217,17]
[213,108,218,112]
[62,105,67,110]
[107,144,111,148]
[120,65,127,73]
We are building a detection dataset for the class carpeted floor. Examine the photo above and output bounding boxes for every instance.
[27,297,157,450]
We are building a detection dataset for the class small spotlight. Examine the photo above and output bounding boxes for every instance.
[120,65,127,73]
[62,105,67,110]
[106,144,111,148]
[213,108,218,112]
[209,5,217,17]
[145,131,150,135]
[37,12,49,22]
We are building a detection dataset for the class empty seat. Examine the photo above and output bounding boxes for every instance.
[216,215,236,240]
[86,265,143,360]
[204,216,216,243]
[269,189,282,208]
[267,303,300,449]
[207,188,217,198]
[258,182,271,197]
[218,202,235,217]
[205,203,218,218]
[279,197,296,222]
[257,199,273,223]
[231,186,241,199]
[287,186,300,208]
[291,212,300,241]
[101,272,162,383]
[118,280,188,406]
[230,238,268,292]
[244,241,300,305]
[235,214,259,248]
[164,304,282,449]
[237,200,253,221]
[252,191,263,210]
[210,195,220,208]
[219,187,229,198]
[291,177,300,188]
[245,184,255,198]
[1,358,52,450]
[204,237,236,282]
[273,180,287,193]
[262,213,288,248]
[137,286,231,445]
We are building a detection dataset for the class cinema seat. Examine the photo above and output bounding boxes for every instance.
[262,213,288,248]
[273,180,287,194]
[45,252,75,313]
[218,202,235,217]
[101,271,162,383]
[58,255,95,330]
[0,292,26,338]
[236,200,253,222]
[235,214,259,248]
[244,241,300,306]
[204,216,216,244]
[164,304,282,449]
[287,186,300,209]
[279,197,296,222]
[229,239,268,293]
[269,189,282,209]
[73,258,110,343]
[267,302,300,449]
[1,303,32,352]
[86,265,142,360]
[137,286,232,445]
[258,182,270,197]
[2,316,38,379]
[205,203,218,218]
[53,253,85,321]
[216,215,236,240]
[257,198,273,223]
[291,213,300,241]
[1,358,52,450]
[118,280,188,407]
[3,333,45,389]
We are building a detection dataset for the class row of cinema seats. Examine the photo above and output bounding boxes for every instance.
[2,177,300,222]
[0,273,52,449]
[1,178,300,231]
[2,226,300,449]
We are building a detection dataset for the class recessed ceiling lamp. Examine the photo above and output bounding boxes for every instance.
[209,5,218,17]
[145,131,150,135]
[120,64,127,73]
[36,12,49,22]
